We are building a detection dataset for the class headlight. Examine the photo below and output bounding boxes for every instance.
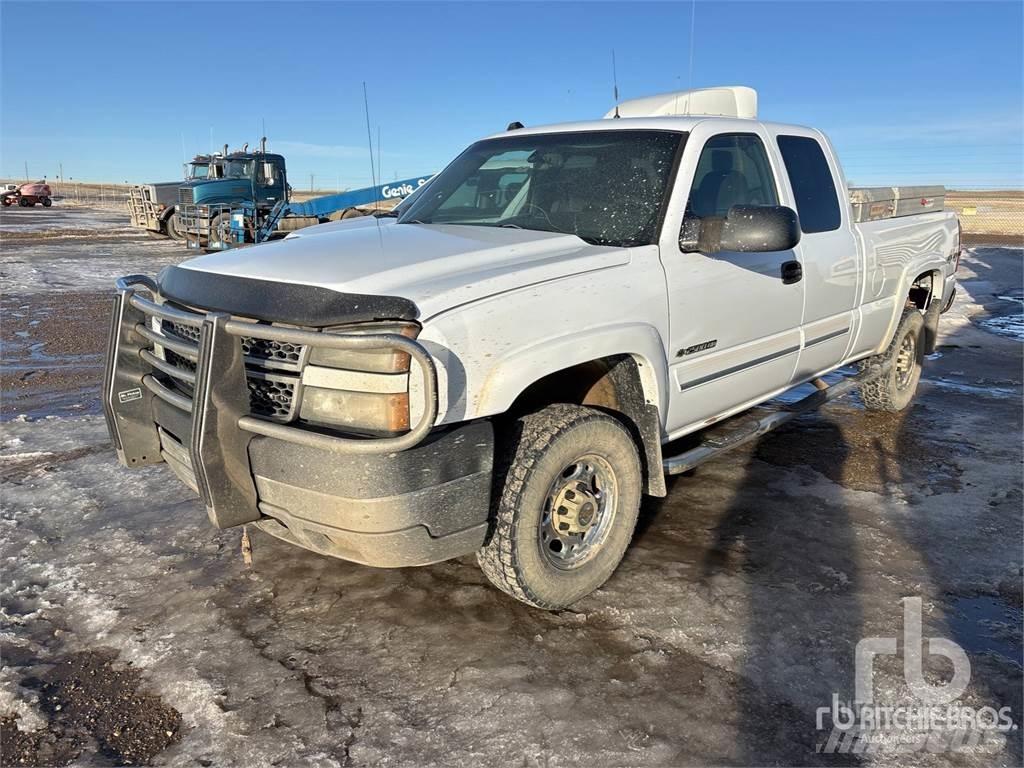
[298,322,420,434]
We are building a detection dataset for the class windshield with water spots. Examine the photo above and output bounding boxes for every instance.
[398,130,684,247]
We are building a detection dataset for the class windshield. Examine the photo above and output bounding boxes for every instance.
[188,163,209,180]
[398,130,683,246]
[222,159,254,179]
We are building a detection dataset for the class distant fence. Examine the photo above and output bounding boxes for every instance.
[944,190,1023,239]
[3,178,1021,239]
[50,183,130,207]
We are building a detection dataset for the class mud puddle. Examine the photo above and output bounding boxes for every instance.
[754,404,967,495]
[1,292,110,419]
[947,595,1024,663]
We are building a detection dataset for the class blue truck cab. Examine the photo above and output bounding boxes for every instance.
[178,140,288,247]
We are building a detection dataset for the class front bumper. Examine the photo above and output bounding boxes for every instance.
[103,275,492,567]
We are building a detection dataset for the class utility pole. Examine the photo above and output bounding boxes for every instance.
[24,161,29,181]
[310,173,314,193]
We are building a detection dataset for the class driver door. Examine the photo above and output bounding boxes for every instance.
[660,123,804,435]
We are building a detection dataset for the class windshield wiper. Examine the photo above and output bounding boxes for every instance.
[499,223,523,229]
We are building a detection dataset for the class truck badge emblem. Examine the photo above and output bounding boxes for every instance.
[677,340,717,357]
[118,388,143,404]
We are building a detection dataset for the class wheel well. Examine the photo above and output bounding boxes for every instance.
[908,270,941,310]
[507,355,666,497]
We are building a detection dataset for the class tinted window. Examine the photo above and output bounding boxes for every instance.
[776,135,841,233]
[687,134,778,218]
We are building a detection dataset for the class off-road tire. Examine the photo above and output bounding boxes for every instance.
[476,404,642,610]
[41,197,52,207]
[859,308,925,412]
[18,197,31,207]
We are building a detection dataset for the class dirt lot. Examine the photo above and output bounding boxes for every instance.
[1,205,1022,767]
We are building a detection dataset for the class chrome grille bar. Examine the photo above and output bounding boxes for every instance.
[142,373,193,412]
[140,349,197,385]
[136,324,199,359]
[113,276,439,454]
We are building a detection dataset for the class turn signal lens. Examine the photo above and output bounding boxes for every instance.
[309,321,420,373]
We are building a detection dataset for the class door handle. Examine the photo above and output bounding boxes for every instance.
[781,260,802,284]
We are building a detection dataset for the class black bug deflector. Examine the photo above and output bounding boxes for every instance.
[103,275,441,532]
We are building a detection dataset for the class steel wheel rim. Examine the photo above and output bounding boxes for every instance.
[539,454,618,570]
[895,331,917,390]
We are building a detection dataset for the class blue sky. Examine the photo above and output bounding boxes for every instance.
[2,1,1021,188]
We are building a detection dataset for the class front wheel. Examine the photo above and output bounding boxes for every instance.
[477,404,642,609]
[208,212,231,249]
[41,197,52,207]
[165,212,185,242]
[859,307,925,412]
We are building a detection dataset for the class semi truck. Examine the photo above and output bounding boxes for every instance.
[176,139,288,249]
[127,155,222,240]
[101,87,960,609]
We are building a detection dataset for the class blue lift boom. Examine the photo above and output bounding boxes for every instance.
[221,174,433,249]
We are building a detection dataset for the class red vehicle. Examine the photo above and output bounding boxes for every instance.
[2,181,52,207]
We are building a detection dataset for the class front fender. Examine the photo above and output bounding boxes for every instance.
[420,319,670,428]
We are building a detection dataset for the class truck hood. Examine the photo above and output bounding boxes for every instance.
[182,177,253,204]
[176,222,630,320]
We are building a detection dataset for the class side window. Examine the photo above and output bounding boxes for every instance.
[776,135,841,233]
[687,133,778,218]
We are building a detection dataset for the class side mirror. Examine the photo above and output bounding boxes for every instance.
[680,205,801,254]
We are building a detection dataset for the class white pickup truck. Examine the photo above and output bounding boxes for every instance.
[104,87,959,609]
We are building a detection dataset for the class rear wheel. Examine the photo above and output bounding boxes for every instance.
[859,308,925,412]
[18,197,31,207]
[477,404,642,609]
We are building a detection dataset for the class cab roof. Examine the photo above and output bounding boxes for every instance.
[483,115,817,141]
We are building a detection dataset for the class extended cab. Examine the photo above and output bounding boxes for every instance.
[103,88,959,609]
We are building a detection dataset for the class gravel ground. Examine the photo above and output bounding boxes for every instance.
[1,205,1021,767]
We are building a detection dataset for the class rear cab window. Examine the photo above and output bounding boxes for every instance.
[775,135,841,233]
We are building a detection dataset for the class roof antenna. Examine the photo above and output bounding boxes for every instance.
[685,0,697,115]
[363,82,384,234]
[611,50,621,118]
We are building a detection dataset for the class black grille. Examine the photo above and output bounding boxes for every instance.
[165,321,199,344]
[160,321,300,422]
[247,377,297,420]
[178,187,194,204]
[241,337,304,364]
[163,320,306,368]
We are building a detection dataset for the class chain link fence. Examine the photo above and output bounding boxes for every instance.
[944,189,1023,242]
